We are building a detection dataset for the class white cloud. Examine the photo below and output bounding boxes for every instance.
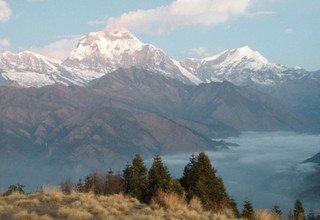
[31,38,79,60]
[0,38,10,48]
[106,0,250,35]
[0,0,11,22]
[284,28,293,34]
[0,38,10,51]
[249,11,276,16]
[188,47,210,57]
[88,19,107,26]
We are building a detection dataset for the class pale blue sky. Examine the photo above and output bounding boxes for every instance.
[0,0,319,71]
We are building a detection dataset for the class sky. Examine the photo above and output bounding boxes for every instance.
[0,0,319,71]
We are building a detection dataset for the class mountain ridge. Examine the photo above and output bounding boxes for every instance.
[0,29,317,88]
[0,67,310,187]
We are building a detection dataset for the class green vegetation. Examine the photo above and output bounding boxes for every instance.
[180,152,230,211]
[1,152,319,220]
[272,205,282,218]
[123,154,148,202]
[3,183,25,196]
[293,199,306,220]
[242,200,254,219]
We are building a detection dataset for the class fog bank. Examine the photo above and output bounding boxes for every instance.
[151,131,320,213]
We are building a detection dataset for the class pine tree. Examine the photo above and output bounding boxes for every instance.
[123,154,148,202]
[76,179,84,192]
[180,153,196,194]
[180,152,230,211]
[272,205,282,218]
[242,200,254,219]
[229,197,240,218]
[83,174,94,193]
[147,155,172,201]
[293,200,305,220]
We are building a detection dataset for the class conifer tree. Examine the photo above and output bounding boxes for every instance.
[272,205,282,218]
[293,200,306,220]
[180,152,230,211]
[180,153,196,192]
[76,179,84,192]
[147,155,172,201]
[123,154,148,202]
[229,197,240,218]
[242,200,255,219]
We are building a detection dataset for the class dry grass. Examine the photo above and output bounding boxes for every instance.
[15,199,40,207]
[0,190,275,220]
[255,210,281,220]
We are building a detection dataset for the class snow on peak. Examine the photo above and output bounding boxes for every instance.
[68,30,145,61]
[179,46,289,86]
[233,46,269,64]
[0,50,59,70]
[202,46,272,71]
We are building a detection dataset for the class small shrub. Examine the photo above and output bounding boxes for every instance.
[60,178,74,194]
[3,184,25,196]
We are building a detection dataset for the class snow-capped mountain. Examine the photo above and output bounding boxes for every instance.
[0,50,89,87]
[0,30,316,87]
[179,46,310,86]
[0,51,63,87]
[62,30,194,84]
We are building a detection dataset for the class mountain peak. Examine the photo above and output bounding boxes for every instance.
[68,30,144,61]
[220,46,270,66]
[237,45,253,52]
[106,28,137,38]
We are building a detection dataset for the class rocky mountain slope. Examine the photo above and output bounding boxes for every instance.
[1,30,318,131]
[0,29,319,187]
[0,80,220,186]
[304,152,320,164]
[90,68,306,132]
[0,67,309,187]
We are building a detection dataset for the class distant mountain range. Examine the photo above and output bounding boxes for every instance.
[0,30,319,187]
[1,29,319,88]
[1,29,319,130]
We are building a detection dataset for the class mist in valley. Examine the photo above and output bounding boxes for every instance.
[151,131,320,213]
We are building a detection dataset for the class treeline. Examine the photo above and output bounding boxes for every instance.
[61,152,318,220]
[1,152,319,220]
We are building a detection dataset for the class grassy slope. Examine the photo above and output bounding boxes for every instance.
[0,190,278,220]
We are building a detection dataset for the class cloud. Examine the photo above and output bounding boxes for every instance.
[31,38,79,60]
[284,28,293,34]
[248,11,276,16]
[106,0,250,35]
[188,47,210,57]
[0,38,10,49]
[0,0,11,22]
[88,19,107,26]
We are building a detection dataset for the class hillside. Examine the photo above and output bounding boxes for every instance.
[0,67,312,187]
[0,190,282,220]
